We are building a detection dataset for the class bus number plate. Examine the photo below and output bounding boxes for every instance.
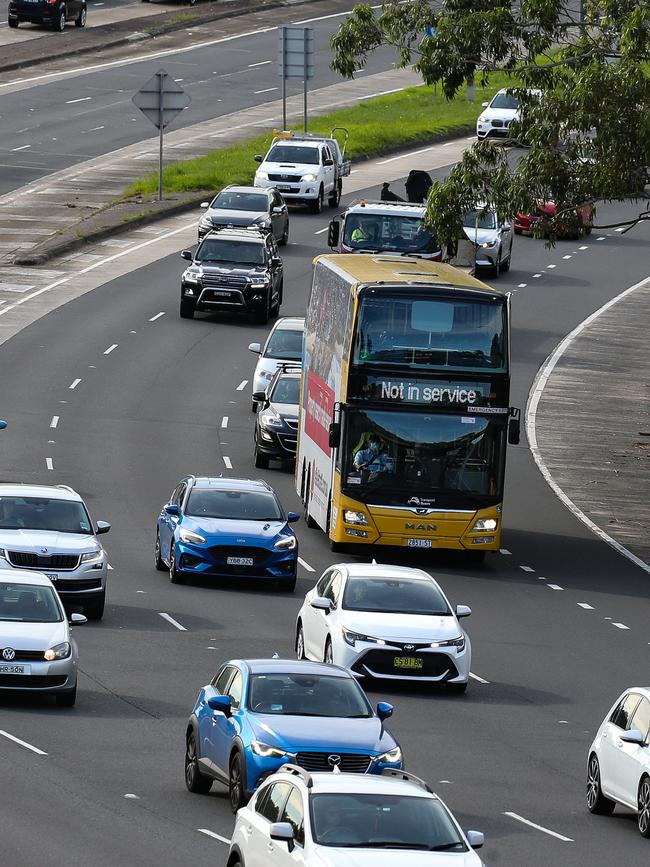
[407,539,432,548]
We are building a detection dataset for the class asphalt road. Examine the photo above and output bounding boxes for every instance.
[0,0,397,196]
[0,163,649,866]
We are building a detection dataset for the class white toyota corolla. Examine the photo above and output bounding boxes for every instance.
[295,563,472,692]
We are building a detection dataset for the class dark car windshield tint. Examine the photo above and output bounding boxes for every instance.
[186,489,283,521]
[266,145,320,165]
[311,793,467,850]
[271,376,300,405]
[490,91,519,110]
[463,210,497,230]
[211,192,268,212]
[264,328,303,360]
[342,577,450,616]
[196,239,265,265]
[249,673,371,717]
[0,583,63,623]
[0,496,93,535]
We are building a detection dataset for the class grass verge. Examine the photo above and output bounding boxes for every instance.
[126,76,514,198]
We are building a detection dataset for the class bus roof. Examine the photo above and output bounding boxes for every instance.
[312,254,503,297]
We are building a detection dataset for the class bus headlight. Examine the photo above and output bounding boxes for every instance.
[344,510,368,525]
[473,518,497,532]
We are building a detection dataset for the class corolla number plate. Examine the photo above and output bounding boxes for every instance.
[227,556,254,566]
[407,538,432,548]
[393,657,423,670]
[0,664,29,675]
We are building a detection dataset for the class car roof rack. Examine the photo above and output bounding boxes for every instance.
[55,484,76,494]
[275,362,302,374]
[380,768,433,793]
[278,764,313,788]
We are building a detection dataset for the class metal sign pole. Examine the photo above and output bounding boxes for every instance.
[281,27,287,130]
[158,71,164,202]
[303,27,308,132]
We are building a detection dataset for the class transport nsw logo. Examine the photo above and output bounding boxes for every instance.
[305,371,333,455]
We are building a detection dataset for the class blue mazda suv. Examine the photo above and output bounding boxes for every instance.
[184,658,403,811]
[155,476,299,591]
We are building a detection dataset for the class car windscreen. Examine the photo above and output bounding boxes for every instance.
[311,793,467,851]
[490,91,519,110]
[343,213,439,254]
[463,210,497,230]
[211,191,268,212]
[266,145,320,165]
[271,376,300,405]
[185,489,283,521]
[195,238,265,265]
[264,328,303,360]
[0,496,93,534]
[342,577,450,616]
[248,672,371,717]
[0,583,63,623]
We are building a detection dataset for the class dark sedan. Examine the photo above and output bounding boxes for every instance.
[198,185,289,245]
[9,0,86,29]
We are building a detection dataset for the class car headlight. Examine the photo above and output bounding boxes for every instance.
[0,547,6,559]
[473,518,497,532]
[478,115,487,123]
[250,279,270,289]
[81,548,102,563]
[251,740,288,758]
[376,746,402,764]
[259,370,274,382]
[274,535,297,550]
[44,642,71,661]
[301,173,317,182]
[179,528,206,545]
[343,510,368,526]
[481,239,498,248]
[183,270,200,284]
[342,627,386,647]
[432,636,466,652]
[199,218,213,229]
[259,410,283,429]
[256,171,269,181]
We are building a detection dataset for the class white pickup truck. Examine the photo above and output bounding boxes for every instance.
[253,129,351,214]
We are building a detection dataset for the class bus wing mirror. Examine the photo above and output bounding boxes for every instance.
[329,422,341,448]
[327,220,340,248]
[508,418,520,445]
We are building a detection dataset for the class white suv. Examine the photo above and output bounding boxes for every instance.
[0,484,110,620]
[228,766,485,866]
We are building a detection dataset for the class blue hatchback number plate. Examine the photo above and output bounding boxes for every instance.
[227,556,253,566]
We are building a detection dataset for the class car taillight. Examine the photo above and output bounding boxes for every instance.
[46,0,57,5]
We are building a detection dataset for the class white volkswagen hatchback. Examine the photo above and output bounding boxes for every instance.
[227,766,485,866]
[295,563,472,692]
[587,687,650,837]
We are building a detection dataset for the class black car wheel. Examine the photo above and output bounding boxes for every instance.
[500,245,511,272]
[310,186,324,214]
[75,5,86,26]
[169,542,185,584]
[254,448,269,469]
[296,624,306,659]
[586,755,615,815]
[270,282,281,317]
[323,638,333,665]
[55,684,77,708]
[328,181,342,208]
[154,531,166,572]
[638,777,650,837]
[254,290,271,325]
[84,591,105,621]
[180,299,195,319]
[8,16,18,27]
[229,753,246,813]
[54,8,66,30]
[491,248,501,278]
[279,221,289,246]
[185,731,213,794]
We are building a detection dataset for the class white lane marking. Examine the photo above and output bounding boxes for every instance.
[298,556,315,572]
[69,378,82,389]
[149,311,165,322]
[519,565,535,572]
[221,417,229,428]
[124,793,140,799]
[50,415,59,429]
[537,575,548,580]
[248,60,272,68]
[469,672,489,684]
[504,811,573,842]
[577,602,594,609]
[103,344,118,355]
[377,142,454,165]
[615,227,626,232]
[517,283,527,288]
[159,613,187,631]
[532,273,542,278]
[236,380,248,391]
[526,272,650,576]
[547,584,564,590]
[358,87,405,100]
[223,456,233,469]
[46,457,53,471]
[107,563,113,570]
[597,236,606,240]
[66,97,92,104]
[547,264,557,269]
[254,87,278,94]
[198,829,231,844]
[11,145,31,152]
[579,245,588,250]
[314,227,329,235]
[499,548,511,555]
[613,622,630,630]
[0,730,47,755]
[294,4,380,24]
[562,255,572,259]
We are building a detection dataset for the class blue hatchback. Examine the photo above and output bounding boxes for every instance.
[155,476,299,591]
[184,659,403,811]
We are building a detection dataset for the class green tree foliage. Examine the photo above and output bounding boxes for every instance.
[331,0,650,242]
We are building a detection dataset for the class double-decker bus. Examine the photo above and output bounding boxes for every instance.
[295,255,520,558]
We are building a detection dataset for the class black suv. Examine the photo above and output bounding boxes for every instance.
[9,0,86,30]
[253,365,301,469]
[180,227,283,324]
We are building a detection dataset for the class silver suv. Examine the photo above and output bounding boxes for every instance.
[0,484,110,620]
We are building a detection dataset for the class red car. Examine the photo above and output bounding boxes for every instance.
[514,201,593,239]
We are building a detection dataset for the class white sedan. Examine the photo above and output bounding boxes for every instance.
[295,563,472,692]
[587,687,650,837]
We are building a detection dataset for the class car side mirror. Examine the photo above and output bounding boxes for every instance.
[69,612,87,625]
[508,417,520,445]
[482,101,489,108]
[502,222,511,231]
[207,695,232,716]
[270,822,295,851]
[377,701,394,721]
[466,830,484,849]
[181,250,193,261]
[328,422,340,449]
[310,596,332,613]
[287,512,300,523]
[254,154,263,163]
[455,604,472,618]
[327,220,340,248]
[248,342,261,354]
[96,521,110,535]
[620,729,646,745]
[272,206,283,215]
[0,420,6,431]
[252,391,266,403]
[164,504,180,516]
[271,256,282,267]
[200,201,210,209]
[323,157,334,166]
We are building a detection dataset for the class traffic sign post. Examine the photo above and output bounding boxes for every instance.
[132,69,191,201]
[277,25,314,132]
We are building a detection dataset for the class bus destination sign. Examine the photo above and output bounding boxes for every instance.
[349,374,507,410]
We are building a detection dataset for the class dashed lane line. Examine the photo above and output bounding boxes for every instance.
[612,622,630,630]
[547,584,564,591]
[499,548,511,555]
[469,672,489,684]
[50,416,59,429]
[298,557,315,573]
[248,60,272,68]
[0,730,47,756]
[504,812,574,843]
[577,603,594,609]
[158,613,187,632]
[66,97,92,104]
[103,344,118,355]
[254,87,279,95]
[198,829,231,844]
[236,380,248,391]
[223,456,233,469]
[149,311,166,322]
[69,378,82,390]
[221,417,229,428]
[519,566,535,572]
[314,227,329,235]
[46,457,53,471]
